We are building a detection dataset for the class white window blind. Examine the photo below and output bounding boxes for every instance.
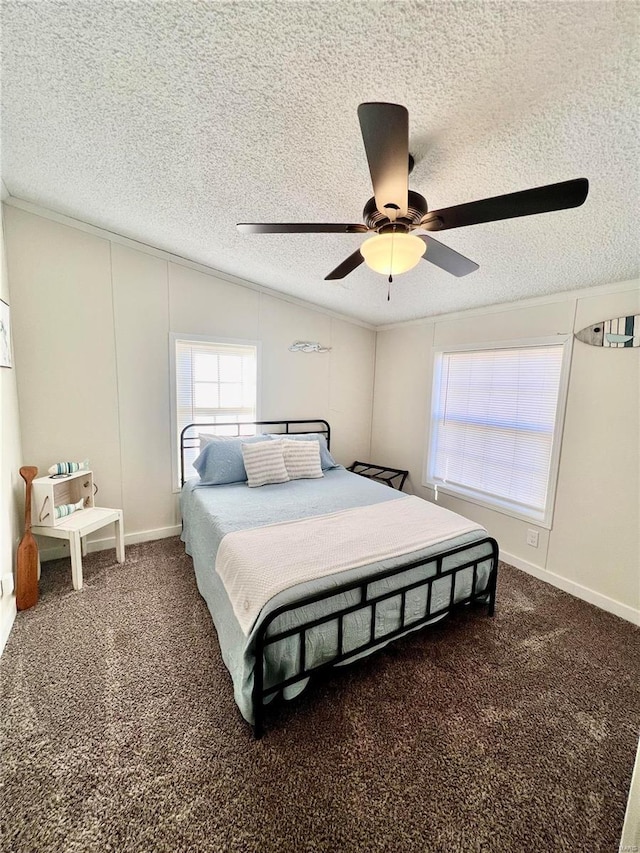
[427,342,568,524]
[173,338,258,484]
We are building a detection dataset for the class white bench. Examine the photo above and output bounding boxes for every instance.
[32,507,125,590]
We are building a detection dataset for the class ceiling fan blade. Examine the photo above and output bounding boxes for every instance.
[237,223,369,234]
[420,178,589,231]
[324,249,364,280]
[418,235,479,277]
[357,102,409,219]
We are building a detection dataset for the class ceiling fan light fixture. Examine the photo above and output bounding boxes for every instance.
[360,232,426,276]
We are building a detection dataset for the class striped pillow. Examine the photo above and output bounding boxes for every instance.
[281,438,323,481]
[241,440,289,488]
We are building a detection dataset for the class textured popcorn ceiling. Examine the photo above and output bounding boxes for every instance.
[1,1,639,325]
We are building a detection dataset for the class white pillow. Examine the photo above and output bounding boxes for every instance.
[280,438,323,481]
[241,441,289,488]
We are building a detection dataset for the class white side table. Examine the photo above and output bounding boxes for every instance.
[32,507,125,590]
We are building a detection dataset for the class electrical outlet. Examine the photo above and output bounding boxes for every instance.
[526,529,539,548]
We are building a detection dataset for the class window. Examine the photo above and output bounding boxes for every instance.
[425,337,572,527]
[171,334,259,487]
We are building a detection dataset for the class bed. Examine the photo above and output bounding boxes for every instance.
[180,419,499,737]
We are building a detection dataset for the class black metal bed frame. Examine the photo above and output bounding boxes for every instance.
[180,419,499,739]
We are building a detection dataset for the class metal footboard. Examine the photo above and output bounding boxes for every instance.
[252,536,499,738]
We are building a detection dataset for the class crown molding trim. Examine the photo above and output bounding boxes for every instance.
[376,277,640,331]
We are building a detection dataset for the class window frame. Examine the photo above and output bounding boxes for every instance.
[169,332,261,491]
[423,335,573,529]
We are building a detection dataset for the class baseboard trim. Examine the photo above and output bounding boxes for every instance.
[38,524,182,563]
[0,601,17,657]
[501,550,640,626]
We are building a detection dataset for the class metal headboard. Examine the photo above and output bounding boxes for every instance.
[180,419,331,486]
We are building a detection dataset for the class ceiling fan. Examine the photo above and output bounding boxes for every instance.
[237,103,589,287]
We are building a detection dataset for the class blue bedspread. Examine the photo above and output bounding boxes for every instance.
[181,467,493,724]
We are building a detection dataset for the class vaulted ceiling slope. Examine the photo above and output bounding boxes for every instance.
[1,1,638,325]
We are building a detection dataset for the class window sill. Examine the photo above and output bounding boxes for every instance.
[422,482,552,530]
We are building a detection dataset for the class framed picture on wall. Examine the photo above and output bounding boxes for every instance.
[0,298,12,368]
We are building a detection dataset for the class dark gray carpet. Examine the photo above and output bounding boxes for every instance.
[1,537,638,853]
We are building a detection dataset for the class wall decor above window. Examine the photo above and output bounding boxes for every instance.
[575,315,639,348]
[288,341,331,353]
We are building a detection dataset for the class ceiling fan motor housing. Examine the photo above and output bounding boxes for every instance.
[363,190,429,231]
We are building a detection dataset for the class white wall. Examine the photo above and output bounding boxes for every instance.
[3,205,376,557]
[0,205,23,653]
[371,283,640,623]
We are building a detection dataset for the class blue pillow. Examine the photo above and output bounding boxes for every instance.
[269,433,338,470]
[194,435,272,485]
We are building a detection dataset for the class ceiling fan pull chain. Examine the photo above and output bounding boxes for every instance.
[388,227,395,281]
[387,223,396,299]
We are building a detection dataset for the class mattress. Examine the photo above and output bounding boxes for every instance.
[181,467,493,724]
